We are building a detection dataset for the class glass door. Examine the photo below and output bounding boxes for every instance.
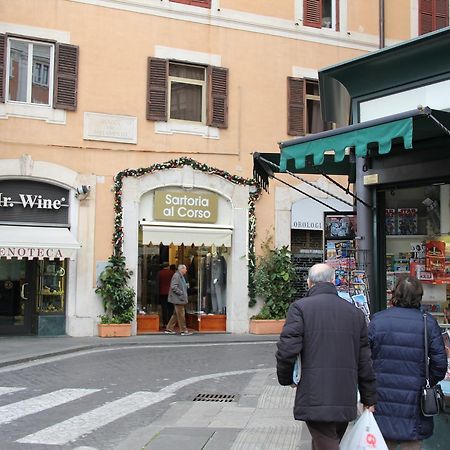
[0,259,35,334]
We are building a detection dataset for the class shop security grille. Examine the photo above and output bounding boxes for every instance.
[193,393,237,402]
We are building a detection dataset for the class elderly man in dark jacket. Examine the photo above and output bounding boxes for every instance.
[276,263,376,450]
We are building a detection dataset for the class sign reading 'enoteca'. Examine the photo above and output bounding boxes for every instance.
[154,190,218,223]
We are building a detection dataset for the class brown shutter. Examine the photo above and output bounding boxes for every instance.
[287,77,306,136]
[147,57,168,121]
[435,0,449,30]
[0,34,5,103]
[207,66,228,129]
[303,0,322,28]
[191,0,211,7]
[54,43,79,111]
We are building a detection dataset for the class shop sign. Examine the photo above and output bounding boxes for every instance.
[0,247,65,259]
[153,189,218,224]
[0,180,69,226]
[291,198,352,230]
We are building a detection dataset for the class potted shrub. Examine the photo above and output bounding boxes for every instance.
[250,239,297,334]
[95,254,135,337]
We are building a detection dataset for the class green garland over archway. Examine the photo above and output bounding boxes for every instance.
[111,157,261,307]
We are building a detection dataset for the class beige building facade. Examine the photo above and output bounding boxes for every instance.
[0,0,442,336]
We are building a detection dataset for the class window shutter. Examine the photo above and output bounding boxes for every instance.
[0,34,5,103]
[207,66,228,129]
[303,0,322,28]
[435,0,449,30]
[147,57,168,121]
[190,0,211,7]
[54,43,79,111]
[287,77,306,136]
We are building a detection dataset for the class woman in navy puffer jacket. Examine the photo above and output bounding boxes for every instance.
[368,276,447,450]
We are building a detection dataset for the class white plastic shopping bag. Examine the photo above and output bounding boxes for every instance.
[340,410,388,450]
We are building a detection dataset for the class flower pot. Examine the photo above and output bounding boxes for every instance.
[137,314,160,333]
[249,319,285,335]
[98,323,132,338]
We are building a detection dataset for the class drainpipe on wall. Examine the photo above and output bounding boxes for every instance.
[379,0,385,49]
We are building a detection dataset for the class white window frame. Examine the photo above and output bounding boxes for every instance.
[6,37,55,107]
[154,45,220,139]
[168,62,207,125]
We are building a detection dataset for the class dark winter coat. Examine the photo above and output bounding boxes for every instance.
[368,307,447,441]
[276,282,377,422]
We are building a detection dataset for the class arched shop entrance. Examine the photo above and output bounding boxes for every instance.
[119,160,258,334]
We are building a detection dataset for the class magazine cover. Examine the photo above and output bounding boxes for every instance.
[324,214,356,240]
[425,240,445,273]
[385,209,396,235]
[397,208,418,235]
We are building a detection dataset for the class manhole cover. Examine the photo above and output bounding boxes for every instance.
[193,393,237,402]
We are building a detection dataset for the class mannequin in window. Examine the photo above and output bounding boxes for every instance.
[156,262,175,326]
[210,245,227,314]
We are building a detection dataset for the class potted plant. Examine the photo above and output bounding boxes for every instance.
[250,238,297,334]
[95,254,135,337]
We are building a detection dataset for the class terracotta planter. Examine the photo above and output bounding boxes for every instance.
[98,323,132,338]
[249,319,285,335]
[186,313,226,332]
[137,314,160,333]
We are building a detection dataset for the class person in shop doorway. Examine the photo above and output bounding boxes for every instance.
[276,263,376,450]
[165,264,193,336]
[156,262,175,327]
[368,276,447,450]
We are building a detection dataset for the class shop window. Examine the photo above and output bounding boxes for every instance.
[169,0,211,8]
[384,184,450,329]
[303,0,339,30]
[37,259,66,314]
[419,0,449,35]
[147,57,228,129]
[0,34,79,111]
[287,77,333,136]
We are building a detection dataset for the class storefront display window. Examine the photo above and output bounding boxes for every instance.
[384,184,450,330]
[137,241,228,331]
[37,259,66,313]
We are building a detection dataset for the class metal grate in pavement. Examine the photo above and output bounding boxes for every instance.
[193,393,237,402]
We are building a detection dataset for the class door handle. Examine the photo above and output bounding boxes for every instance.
[20,282,28,300]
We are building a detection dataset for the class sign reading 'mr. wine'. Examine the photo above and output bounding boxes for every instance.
[154,189,218,224]
[0,180,69,226]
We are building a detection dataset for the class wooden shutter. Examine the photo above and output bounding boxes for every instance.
[207,66,228,129]
[419,0,448,34]
[335,0,340,31]
[170,0,211,8]
[54,43,79,111]
[435,0,449,30]
[147,57,168,121]
[303,0,322,28]
[0,34,5,103]
[287,77,306,136]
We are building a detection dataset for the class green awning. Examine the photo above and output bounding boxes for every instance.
[279,107,449,172]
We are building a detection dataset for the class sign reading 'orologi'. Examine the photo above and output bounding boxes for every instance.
[153,189,218,223]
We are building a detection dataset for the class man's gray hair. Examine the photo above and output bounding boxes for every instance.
[308,263,335,284]
[178,264,186,271]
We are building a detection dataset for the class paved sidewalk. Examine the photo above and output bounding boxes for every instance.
[0,333,311,449]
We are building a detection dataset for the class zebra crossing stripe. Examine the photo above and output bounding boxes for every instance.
[0,388,99,425]
[0,387,26,396]
[17,391,174,445]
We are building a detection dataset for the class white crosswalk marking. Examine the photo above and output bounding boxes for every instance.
[0,387,26,396]
[0,388,100,425]
[17,391,174,445]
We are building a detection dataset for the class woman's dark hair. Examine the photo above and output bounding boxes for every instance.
[392,276,423,309]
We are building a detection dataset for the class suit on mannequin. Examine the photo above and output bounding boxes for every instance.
[210,247,227,313]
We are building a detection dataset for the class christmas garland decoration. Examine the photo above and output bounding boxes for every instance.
[112,157,261,307]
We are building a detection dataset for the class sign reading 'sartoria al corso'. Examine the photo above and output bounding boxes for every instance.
[154,190,218,224]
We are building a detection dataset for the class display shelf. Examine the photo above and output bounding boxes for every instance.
[386,235,428,239]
